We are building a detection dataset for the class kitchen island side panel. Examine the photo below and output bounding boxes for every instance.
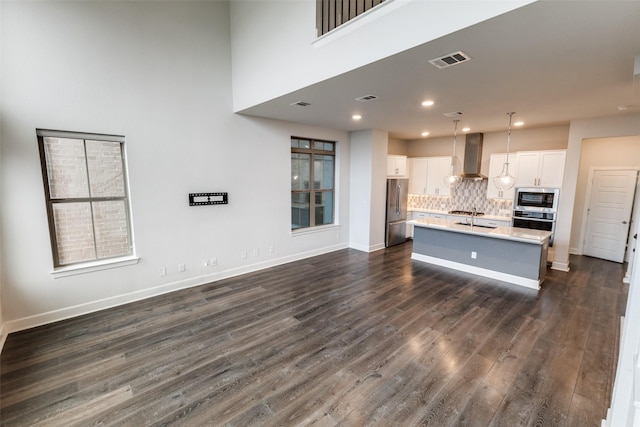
[412,226,543,280]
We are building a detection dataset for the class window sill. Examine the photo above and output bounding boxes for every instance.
[51,255,140,278]
[291,224,341,236]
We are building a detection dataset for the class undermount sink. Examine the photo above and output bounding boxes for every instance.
[454,222,497,229]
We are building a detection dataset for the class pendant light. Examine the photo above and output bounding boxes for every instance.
[443,119,462,188]
[493,112,516,190]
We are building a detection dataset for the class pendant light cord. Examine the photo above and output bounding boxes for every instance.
[452,119,459,159]
[505,112,515,164]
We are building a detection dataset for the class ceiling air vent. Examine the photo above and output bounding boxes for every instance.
[443,111,464,117]
[290,101,311,107]
[429,51,471,69]
[355,94,378,102]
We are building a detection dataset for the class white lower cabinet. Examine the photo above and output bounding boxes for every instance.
[408,212,434,238]
[475,218,510,227]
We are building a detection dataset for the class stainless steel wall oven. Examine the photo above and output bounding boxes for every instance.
[514,187,559,211]
[512,188,559,246]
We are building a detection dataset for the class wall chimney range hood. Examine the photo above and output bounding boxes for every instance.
[461,133,487,180]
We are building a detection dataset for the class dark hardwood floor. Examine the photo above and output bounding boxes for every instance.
[0,242,628,426]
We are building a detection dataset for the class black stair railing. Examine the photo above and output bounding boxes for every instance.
[317,0,386,37]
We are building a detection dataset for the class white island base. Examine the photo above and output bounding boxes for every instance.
[409,219,551,290]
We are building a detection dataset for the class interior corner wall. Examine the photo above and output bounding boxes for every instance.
[387,137,408,156]
[570,135,640,255]
[349,129,388,252]
[0,1,350,332]
[369,129,390,250]
[553,114,640,271]
[229,0,534,112]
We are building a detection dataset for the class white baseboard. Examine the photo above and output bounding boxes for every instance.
[3,243,349,335]
[551,261,570,272]
[0,324,7,355]
[368,243,386,252]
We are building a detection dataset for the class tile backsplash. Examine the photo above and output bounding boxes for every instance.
[408,180,512,216]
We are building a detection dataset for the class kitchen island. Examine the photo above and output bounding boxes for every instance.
[408,218,551,290]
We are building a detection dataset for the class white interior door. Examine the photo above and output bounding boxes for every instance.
[584,169,638,263]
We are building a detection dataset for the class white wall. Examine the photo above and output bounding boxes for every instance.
[0,0,4,348]
[607,235,640,427]
[570,136,640,255]
[229,0,534,112]
[0,1,351,331]
[553,114,640,272]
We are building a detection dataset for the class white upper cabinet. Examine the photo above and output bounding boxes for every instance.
[387,155,407,177]
[487,153,518,200]
[515,150,566,188]
[409,158,428,194]
[426,156,452,196]
[408,156,452,196]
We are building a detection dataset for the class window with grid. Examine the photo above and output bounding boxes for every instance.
[37,129,134,267]
[291,137,335,230]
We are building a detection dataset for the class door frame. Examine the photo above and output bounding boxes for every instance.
[578,166,639,258]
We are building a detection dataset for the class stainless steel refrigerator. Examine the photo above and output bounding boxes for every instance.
[385,178,409,247]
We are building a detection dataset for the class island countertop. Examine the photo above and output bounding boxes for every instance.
[408,217,551,245]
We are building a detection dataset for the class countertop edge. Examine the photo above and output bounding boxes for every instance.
[408,218,550,245]
[408,209,511,222]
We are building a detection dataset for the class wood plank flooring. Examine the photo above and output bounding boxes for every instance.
[0,242,628,426]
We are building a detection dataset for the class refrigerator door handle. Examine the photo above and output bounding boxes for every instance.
[396,184,401,215]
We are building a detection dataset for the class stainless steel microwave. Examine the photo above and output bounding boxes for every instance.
[514,187,560,212]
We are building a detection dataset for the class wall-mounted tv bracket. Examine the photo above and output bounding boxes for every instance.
[189,192,228,206]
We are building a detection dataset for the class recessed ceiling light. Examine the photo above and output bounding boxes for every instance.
[421,100,434,107]
[462,127,471,132]
[514,121,524,126]
[421,131,430,137]
[352,114,362,120]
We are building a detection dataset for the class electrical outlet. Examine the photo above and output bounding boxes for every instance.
[210,258,217,266]
[253,249,259,257]
[471,251,477,259]
[179,263,186,272]
[269,245,275,253]
[159,267,166,277]
[241,251,247,260]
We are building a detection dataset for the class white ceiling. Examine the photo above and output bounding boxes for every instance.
[238,1,640,140]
